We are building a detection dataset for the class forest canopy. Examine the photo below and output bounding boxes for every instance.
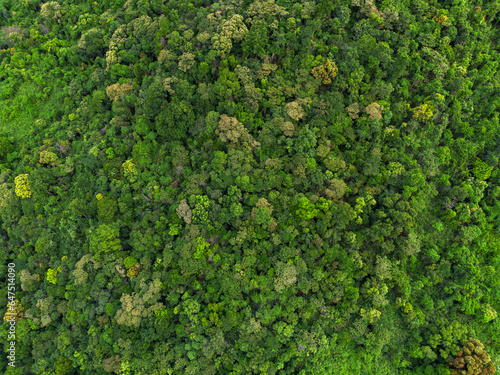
[0,0,500,374]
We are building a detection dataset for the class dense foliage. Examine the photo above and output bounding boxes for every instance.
[1,0,500,374]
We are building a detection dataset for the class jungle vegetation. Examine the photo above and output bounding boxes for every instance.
[0,0,500,374]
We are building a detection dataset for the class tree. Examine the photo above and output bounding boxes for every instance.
[472,158,494,181]
[176,198,193,224]
[274,261,297,293]
[251,197,274,227]
[0,134,14,158]
[97,195,117,224]
[155,99,195,140]
[77,28,106,59]
[447,338,496,375]
[326,178,347,200]
[89,224,122,257]
[115,292,161,327]
[102,355,121,373]
[40,2,63,23]
[241,20,269,57]
[311,59,338,84]
[216,114,250,143]
[14,174,32,198]
[106,82,135,102]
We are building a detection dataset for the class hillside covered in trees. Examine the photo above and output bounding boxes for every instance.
[0,0,500,374]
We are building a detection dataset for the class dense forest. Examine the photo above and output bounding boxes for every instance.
[0,0,500,373]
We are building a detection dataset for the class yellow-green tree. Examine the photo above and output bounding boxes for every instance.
[14,174,32,198]
[412,102,434,122]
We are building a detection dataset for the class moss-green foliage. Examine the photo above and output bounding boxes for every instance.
[89,224,122,257]
[191,195,210,225]
[0,134,14,158]
[14,173,31,198]
[123,256,138,270]
[473,158,494,180]
[105,303,118,317]
[192,237,212,260]
[2,0,500,374]
[97,195,117,224]
[296,196,318,221]
[53,356,74,375]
